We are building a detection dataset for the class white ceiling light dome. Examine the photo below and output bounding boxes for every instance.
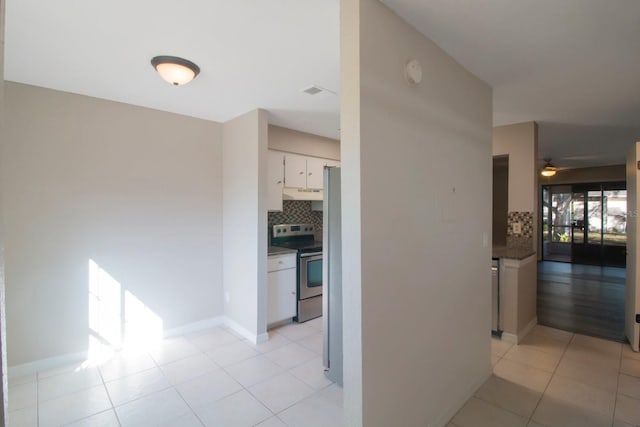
[151,56,200,86]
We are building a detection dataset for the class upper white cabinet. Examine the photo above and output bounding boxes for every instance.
[283,153,340,190]
[306,157,325,189]
[284,154,307,189]
[268,151,285,212]
[268,150,340,205]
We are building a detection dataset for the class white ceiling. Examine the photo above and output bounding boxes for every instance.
[382,0,640,168]
[5,0,640,168]
[3,0,340,139]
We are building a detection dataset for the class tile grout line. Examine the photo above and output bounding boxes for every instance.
[481,335,560,422]
[36,370,40,427]
[96,362,122,427]
[169,328,290,426]
[245,326,330,425]
[159,338,224,426]
[108,329,234,426]
[610,343,624,427]
[170,375,209,427]
[525,331,574,425]
[470,346,508,415]
[215,331,327,424]
[59,340,203,425]
[29,324,327,427]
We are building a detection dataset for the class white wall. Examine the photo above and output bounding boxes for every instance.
[222,109,268,343]
[340,0,363,422]
[493,122,538,255]
[268,125,340,160]
[0,0,8,419]
[341,1,493,425]
[626,143,640,351]
[3,83,224,367]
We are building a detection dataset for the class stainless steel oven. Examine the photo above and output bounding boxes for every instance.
[297,251,323,322]
[271,224,323,323]
[299,252,323,299]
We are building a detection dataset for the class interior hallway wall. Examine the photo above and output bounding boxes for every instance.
[222,109,269,343]
[0,0,8,420]
[493,122,538,255]
[3,83,224,368]
[341,0,493,425]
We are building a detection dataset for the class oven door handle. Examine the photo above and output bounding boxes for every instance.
[299,252,322,258]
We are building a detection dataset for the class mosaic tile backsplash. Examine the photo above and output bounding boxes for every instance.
[268,200,323,231]
[507,211,534,238]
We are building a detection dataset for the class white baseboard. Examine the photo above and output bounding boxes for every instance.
[435,368,492,427]
[9,316,226,378]
[223,317,268,344]
[501,317,538,345]
[8,350,87,379]
[163,316,224,338]
[518,317,538,343]
[501,332,517,344]
[256,332,269,344]
[267,318,293,330]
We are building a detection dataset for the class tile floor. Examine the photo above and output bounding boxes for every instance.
[7,321,640,426]
[450,325,640,427]
[7,317,343,427]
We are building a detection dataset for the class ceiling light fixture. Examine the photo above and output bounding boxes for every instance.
[541,158,557,177]
[150,56,200,86]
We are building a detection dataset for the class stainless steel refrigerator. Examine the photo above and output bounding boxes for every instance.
[322,166,343,385]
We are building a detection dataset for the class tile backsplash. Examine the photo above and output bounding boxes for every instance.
[507,211,534,238]
[506,211,534,249]
[268,201,323,236]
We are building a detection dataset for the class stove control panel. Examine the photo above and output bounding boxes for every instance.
[272,223,315,237]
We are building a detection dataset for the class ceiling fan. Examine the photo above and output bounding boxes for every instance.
[540,158,557,177]
[538,154,607,175]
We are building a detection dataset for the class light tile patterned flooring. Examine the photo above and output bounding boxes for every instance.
[7,321,640,426]
[7,317,343,427]
[450,325,640,427]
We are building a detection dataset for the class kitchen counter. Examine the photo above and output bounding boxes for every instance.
[492,244,536,260]
[268,246,298,256]
[494,253,537,344]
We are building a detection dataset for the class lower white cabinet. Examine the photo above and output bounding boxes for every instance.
[267,254,297,325]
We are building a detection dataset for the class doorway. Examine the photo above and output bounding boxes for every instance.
[541,182,627,267]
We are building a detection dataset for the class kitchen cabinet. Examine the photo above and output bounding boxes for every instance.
[284,154,307,189]
[306,157,325,189]
[267,253,297,325]
[268,151,285,211]
[283,153,340,190]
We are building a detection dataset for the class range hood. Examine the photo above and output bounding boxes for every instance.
[283,187,323,201]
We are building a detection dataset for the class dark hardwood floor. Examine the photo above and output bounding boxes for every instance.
[537,261,626,342]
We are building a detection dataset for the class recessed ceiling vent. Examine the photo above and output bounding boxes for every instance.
[302,85,324,95]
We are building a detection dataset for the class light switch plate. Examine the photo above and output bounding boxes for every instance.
[512,222,522,235]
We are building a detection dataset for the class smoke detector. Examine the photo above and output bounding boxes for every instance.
[301,85,337,96]
[302,85,324,95]
[404,59,423,86]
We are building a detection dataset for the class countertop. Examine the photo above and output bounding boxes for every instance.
[492,245,536,260]
[268,246,298,256]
